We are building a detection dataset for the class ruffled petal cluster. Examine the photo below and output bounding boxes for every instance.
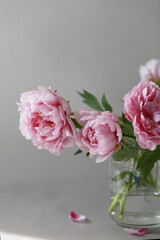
[139,59,160,82]
[123,81,160,150]
[18,86,76,155]
[75,110,122,162]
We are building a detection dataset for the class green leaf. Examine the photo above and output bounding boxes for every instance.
[122,136,141,150]
[101,94,112,112]
[121,123,135,138]
[71,118,82,129]
[112,170,131,182]
[74,149,83,155]
[112,144,137,162]
[77,90,103,111]
[121,112,132,125]
[86,152,90,157]
[137,146,160,180]
[122,136,136,145]
[118,113,135,138]
[137,146,160,169]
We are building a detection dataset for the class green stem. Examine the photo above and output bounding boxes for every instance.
[119,192,127,221]
[109,157,160,221]
[109,158,136,222]
[149,173,157,189]
[108,185,126,214]
[147,162,159,190]
[118,160,135,221]
[156,161,159,184]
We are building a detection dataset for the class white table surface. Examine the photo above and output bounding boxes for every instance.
[0,178,160,240]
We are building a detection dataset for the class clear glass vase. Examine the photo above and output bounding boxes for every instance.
[108,158,160,229]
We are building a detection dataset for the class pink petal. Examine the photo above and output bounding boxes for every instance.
[69,211,87,223]
[123,228,148,236]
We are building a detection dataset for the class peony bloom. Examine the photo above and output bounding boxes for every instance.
[74,110,122,163]
[139,59,160,83]
[17,86,76,155]
[123,81,160,150]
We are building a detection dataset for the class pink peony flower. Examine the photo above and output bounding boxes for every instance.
[139,59,160,82]
[74,110,122,163]
[17,86,76,155]
[123,81,160,150]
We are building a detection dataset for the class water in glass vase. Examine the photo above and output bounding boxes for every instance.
[108,159,160,229]
[110,188,160,228]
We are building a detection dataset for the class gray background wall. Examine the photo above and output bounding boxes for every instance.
[0,0,160,191]
[0,1,160,238]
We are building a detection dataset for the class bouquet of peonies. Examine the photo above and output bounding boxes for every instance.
[17,59,160,222]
